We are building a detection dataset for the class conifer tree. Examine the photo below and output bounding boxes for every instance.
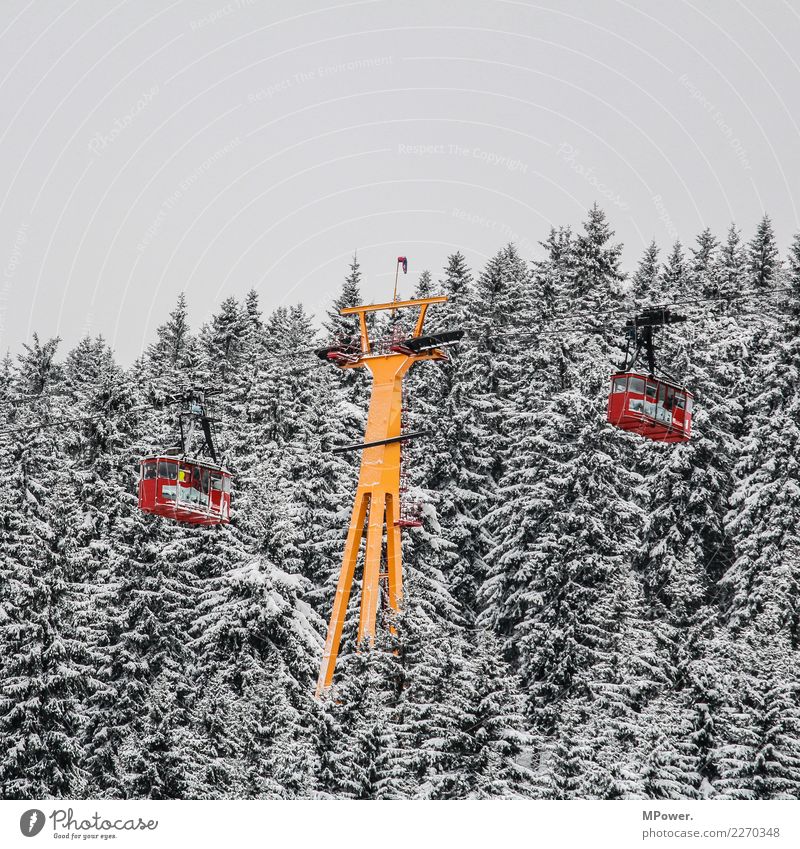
[713,225,748,299]
[315,650,400,799]
[631,240,660,303]
[571,203,626,309]
[324,254,364,343]
[0,424,92,798]
[787,232,800,306]
[17,334,62,396]
[660,241,688,294]
[148,294,191,374]
[413,269,436,298]
[748,214,780,289]
[690,228,719,297]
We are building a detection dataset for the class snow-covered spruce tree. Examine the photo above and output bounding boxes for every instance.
[403,252,475,612]
[314,647,402,799]
[0,462,93,798]
[486,208,663,801]
[238,303,350,621]
[632,223,766,799]
[713,224,748,300]
[660,241,688,297]
[107,526,213,799]
[198,295,249,387]
[54,337,158,797]
[460,631,536,798]
[748,655,800,799]
[145,294,197,396]
[413,268,436,299]
[630,239,710,625]
[0,342,94,799]
[117,672,214,799]
[390,536,534,799]
[788,232,800,304]
[747,213,781,290]
[721,259,800,640]
[322,255,371,433]
[437,250,473,328]
[714,628,800,799]
[535,565,661,799]
[571,202,625,310]
[689,228,720,298]
[427,244,529,615]
[188,300,327,796]
[15,334,63,397]
[638,695,701,799]
[482,206,634,689]
[192,552,322,798]
[713,634,800,800]
[631,240,661,304]
[324,253,365,342]
[393,615,536,800]
[79,310,216,799]
[478,226,574,661]
[389,603,473,798]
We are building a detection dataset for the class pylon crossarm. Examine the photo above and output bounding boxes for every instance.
[336,348,446,370]
[340,296,446,316]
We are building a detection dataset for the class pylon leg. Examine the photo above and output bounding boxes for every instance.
[358,491,385,646]
[385,493,402,612]
[315,492,369,697]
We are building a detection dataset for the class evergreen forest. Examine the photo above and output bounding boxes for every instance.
[2,204,799,800]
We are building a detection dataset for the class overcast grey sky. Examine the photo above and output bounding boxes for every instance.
[1,0,798,363]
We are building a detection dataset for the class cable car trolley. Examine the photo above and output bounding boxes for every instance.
[607,307,693,443]
[138,388,232,525]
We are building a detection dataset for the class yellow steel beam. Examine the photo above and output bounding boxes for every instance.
[340,296,446,315]
[315,492,369,697]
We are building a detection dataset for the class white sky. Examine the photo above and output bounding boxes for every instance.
[1,0,798,363]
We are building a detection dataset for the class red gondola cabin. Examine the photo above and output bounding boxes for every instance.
[607,372,693,443]
[138,456,232,525]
